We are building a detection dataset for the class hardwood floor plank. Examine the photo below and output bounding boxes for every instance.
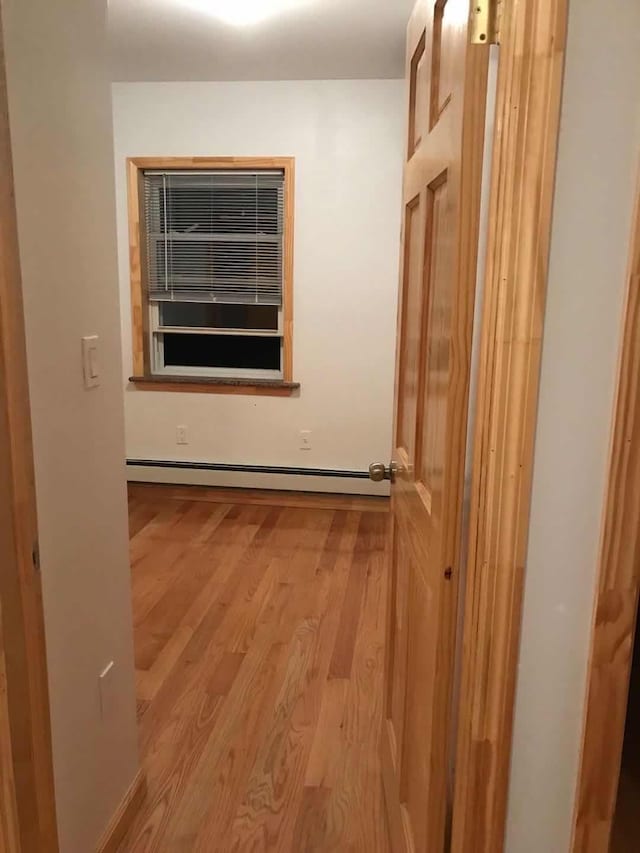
[131,539,192,628]
[291,785,332,852]
[227,619,321,852]
[185,512,339,851]
[124,653,240,852]
[304,678,349,788]
[135,506,275,672]
[137,507,285,756]
[327,513,381,679]
[128,482,390,514]
[302,512,388,853]
[341,518,388,853]
[128,502,163,538]
[226,514,360,851]
[167,640,291,852]
[119,487,389,852]
[134,515,301,849]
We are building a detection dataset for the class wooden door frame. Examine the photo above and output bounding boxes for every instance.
[0,7,59,853]
[451,1,568,850]
[569,168,640,850]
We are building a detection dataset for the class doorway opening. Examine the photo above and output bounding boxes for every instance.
[0,0,569,850]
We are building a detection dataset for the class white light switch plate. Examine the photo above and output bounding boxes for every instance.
[81,335,100,389]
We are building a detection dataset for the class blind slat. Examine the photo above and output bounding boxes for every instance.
[143,170,285,306]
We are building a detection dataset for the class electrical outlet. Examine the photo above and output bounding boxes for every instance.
[176,425,188,445]
[299,429,312,451]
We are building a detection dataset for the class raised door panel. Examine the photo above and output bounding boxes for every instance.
[415,169,451,521]
[396,194,425,462]
[408,31,428,158]
[429,0,457,129]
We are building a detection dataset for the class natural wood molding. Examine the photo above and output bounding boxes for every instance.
[0,638,20,852]
[127,159,145,377]
[570,169,640,852]
[128,377,299,397]
[451,1,569,851]
[282,158,295,381]
[95,769,146,853]
[126,156,295,385]
[126,156,294,171]
[0,9,59,852]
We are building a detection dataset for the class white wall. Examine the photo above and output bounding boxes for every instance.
[505,2,640,850]
[1,1,140,851]
[112,80,404,486]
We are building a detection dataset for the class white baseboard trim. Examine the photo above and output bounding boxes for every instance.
[126,460,390,497]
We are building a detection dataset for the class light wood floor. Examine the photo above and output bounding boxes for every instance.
[120,485,391,852]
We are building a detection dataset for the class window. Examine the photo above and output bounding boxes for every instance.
[127,158,295,394]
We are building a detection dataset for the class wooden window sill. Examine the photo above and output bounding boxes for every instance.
[129,375,300,397]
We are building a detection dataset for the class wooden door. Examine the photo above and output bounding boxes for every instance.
[380,2,489,850]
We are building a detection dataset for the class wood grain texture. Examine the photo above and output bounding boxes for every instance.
[127,158,145,377]
[0,8,58,851]
[128,380,297,397]
[282,158,295,382]
[96,771,147,853]
[382,1,489,850]
[127,157,295,171]
[126,156,296,388]
[118,485,389,852]
[127,483,390,514]
[451,2,568,851]
[571,172,640,852]
[0,628,19,853]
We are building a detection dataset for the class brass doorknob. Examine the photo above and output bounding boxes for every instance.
[369,461,400,483]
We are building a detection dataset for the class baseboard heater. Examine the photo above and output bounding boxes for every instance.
[127,459,370,478]
[125,458,388,496]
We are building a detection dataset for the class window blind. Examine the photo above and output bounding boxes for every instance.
[143,170,284,305]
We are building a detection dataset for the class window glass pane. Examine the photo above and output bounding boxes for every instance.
[163,333,281,371]
[159,302,278,331]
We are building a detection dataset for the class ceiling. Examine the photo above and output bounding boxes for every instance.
[108,0,414,82]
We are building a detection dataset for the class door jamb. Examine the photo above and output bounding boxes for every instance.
[0,7,59,852]
[570,167,640,851]
[452,1,568,850]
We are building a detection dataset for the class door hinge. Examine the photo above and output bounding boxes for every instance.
[32,541,40,572]
[444,566,453,580]
[470,0,502,45]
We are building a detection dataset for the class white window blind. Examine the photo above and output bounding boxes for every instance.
[143,170,284,305]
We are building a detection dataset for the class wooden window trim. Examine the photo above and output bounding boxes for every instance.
[127,375,300,397]
[126,156,296,394]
